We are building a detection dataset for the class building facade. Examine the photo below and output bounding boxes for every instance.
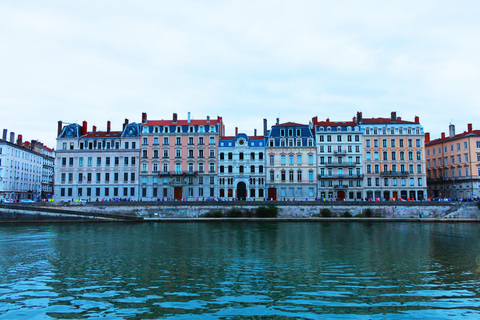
[218,132,266,200]
[425,123,480,199]
[54,119,141,201]
[265,122,317,200]
[312,117,364,200]
[139,112,224,200]
[358,112,427,200]
[0,131,44,201]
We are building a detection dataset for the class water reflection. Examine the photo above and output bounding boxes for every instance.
[0,222,479,319]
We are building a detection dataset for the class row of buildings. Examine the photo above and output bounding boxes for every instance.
[2,111,479,202]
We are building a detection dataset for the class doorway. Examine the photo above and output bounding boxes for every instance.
[237,182,246,200]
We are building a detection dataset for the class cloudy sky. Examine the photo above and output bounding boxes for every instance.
[1,0,479,148]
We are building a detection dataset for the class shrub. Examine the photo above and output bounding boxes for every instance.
[364,208,374,218]
[226,207,243,218]
[320,208,332,217]
[355,213,365,218]
[244,209,255,218]
[256,205,278,218]
[203,210,223,218]
[343,211,352,217]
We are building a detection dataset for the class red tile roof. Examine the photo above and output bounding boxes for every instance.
[426,130,480,145]
[315,120,357,127]
[83,131,122,138]
[144,119,220,126]
[361,117,415,124]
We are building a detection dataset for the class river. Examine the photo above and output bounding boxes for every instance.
[1,222,479,319]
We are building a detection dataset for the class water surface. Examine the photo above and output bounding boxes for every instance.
[1,222,479,319]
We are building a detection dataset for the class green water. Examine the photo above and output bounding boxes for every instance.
[0,222,479,319]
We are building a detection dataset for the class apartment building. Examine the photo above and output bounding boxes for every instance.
[0,131,44,201]
[425,123,480,199]
[54,119,141,201]
[312,117,364,200]
[139,112,224,200]
[358,112,427,200]
[265,121,317,200]
[218,130,266,200]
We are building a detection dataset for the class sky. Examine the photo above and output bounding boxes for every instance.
[1,0,479,148]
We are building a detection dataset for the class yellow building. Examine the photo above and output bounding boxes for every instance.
[426,123,480,199]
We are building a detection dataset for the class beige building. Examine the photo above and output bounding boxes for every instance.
[425,123,480,199]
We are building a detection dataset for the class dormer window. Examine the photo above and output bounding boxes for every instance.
[280,129,285,136]
[142,126,148,133]
[164,126,169,133]
[176,126,181,133]
[199,126,204,133]
[189,126,194,133]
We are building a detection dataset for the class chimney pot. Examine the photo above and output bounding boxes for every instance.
[17,134,23,145]
[57,121,63,137]
[82,121,88,136]
[449,124,455,137]
[425,132,430,143]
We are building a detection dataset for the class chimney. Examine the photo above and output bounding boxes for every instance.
[276,118,279,125]
[123,118,129,130]
[391,111,397,122]
[468,123,473,133]
[10,132,14,143]
[254,129,257,136]
[142,112,147,123]
[82,121,88,136]
[441,132,445,139]
[173,113,178,123]
[206,116,210,123]
[187,112,191,123]
[107,121,111,134]
[57,121,63,137]
[93,125,97,133]
[235,127,238,135]
[263,119,267,136]
[352,117,356,123]
[2,129,6,141]
[425,132,430,143]
[449,124,455,137]
[17,134,22,145]
[415,116,419,124]
[312,116,318,125]
[326,118,330,123]
[356,112,362,124]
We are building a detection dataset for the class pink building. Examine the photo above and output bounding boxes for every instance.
[139,112,224,200]
[426,123,480,199]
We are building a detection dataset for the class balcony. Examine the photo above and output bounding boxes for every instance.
[318,174,364,179]
[334,150,346,155]
[334,185,348,189]
[157,171,199,177]
[380,171,410,177]
[323,161,355,167]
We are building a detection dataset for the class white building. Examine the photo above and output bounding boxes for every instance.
[0,131,43,201]
[312,117,364,200]
[54,119,141,201]
[218,132,266,200]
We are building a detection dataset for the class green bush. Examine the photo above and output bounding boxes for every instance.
[320,208,332,217]
[244,209,255,218]
[203,210,223,218]
[226,207,243,218]
[343,211,352,217]
[364,208,374,217]
[355,213,365,218]
[256,205,278,218]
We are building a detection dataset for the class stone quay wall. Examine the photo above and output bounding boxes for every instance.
[19,200,480,220]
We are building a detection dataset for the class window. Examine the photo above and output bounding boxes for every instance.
[281,155,286,165]
[308,155,313,164]
[308,171,313,182]
[270,155,274,165]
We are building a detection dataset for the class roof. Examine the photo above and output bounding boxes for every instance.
[426,130,480,145]
[361,117,416,125]
[82,131,122,138]
[144,119,220,126]
[221,135,264,141]
[315,120,357,127]
[274,122,307,127]
[43,146,54,152]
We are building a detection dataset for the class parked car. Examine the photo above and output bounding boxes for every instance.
[1,199,14,203]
